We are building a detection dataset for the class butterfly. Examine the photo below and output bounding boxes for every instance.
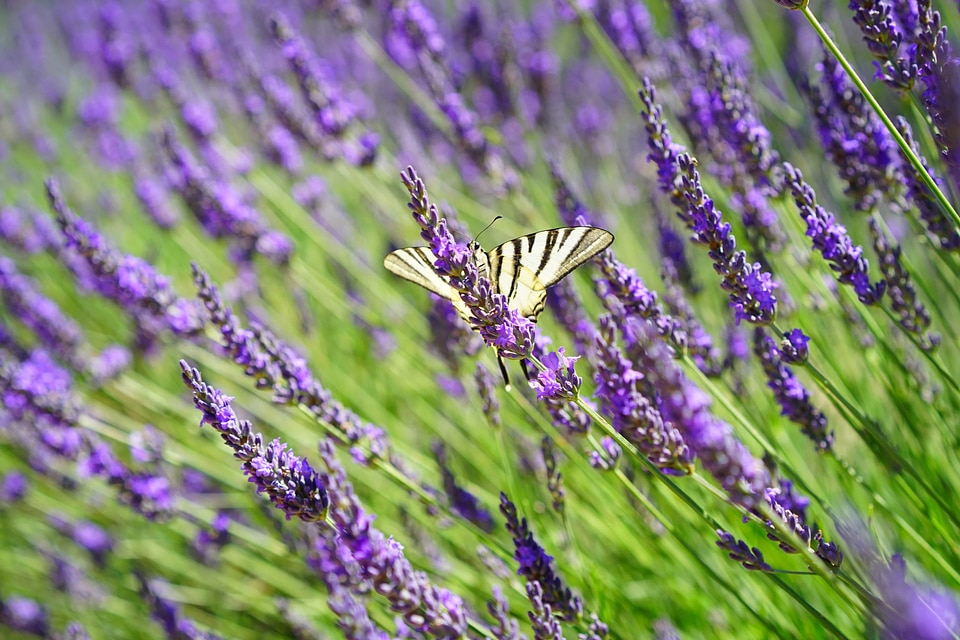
[384,225,614,388]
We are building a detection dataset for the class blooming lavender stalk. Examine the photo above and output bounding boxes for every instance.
[0,596,49,636]
[895,116,960,250]
[847,0,916,91]
[475,363,502,428]
[868,217,939,351]
[432,442,495,532]
[136,573,224,640]
[530,336,592,435]
[401,166,535,360]
[783,163,886,305]
[389,3,513,189]
[763,488,843,568]
[753,328,833,452]
[0,257,83,365]
[639,79,779,325]
[308,530,390,640]
[180,361,330,523]
[540,437,565,514]
[45,178,205,348]
[525,581,564,640]
[486,585,524,640]
[802,50,905,212]
[500,492,584,622]
[913,0,960,188]
[317,439,469,637]
[191,264,391,464]
[715,530,773,572]
[594,312,694,475]
[621,315,770,506]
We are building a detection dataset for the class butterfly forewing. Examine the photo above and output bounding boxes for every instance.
[383,247,472,321]
[487,226,614,321]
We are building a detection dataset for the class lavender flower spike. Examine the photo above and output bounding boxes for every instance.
[753,328,833,452]
[400,166,535,361]
[500,492,583,622]
[180,361,330,523]
[784,164,886,305]
[317,439,469,637]
[638,80,779,325]
[532,347,581,401]
[621,316,770,507]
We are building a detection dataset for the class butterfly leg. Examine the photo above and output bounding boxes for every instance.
[521,358,536,386]
[497,356,512,391]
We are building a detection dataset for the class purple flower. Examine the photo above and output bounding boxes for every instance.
[715,530,773,572]
[0,596,49,636]
[401,167,534,360]
[779,328,811,365]
[802,50,905,212]
[46,179,204,348]
[487,585,522,640]
[589,437,622,471]
[764,488,842,567]
[180,361,330,523]
[895,116,960,250]
[594,313,694,475]
[134,175,179,229]
[0,257,83,364]
[754,328,833,451]
[526,581,565,640]
[784,163,886,305]
[541,437,565,513]
[475,363,502,428]
[0,472,27,503]
[500,492,583,622]
[531,336,593,435]
[317,439,468,637]
[532,347,581,401]
[137,574,224,640]
[191,265,391,464]
[639,79,779,324]
[622,316,769,506]
[847,0,916,90]
[271,14,355,138]
[869,215,940,352]
[433,442,495,532]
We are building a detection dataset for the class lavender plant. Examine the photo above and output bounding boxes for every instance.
[2,1,960,638]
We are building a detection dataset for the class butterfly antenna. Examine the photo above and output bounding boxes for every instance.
[474,215,503,246]
[497,355,512,392]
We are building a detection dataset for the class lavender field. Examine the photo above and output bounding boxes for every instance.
[2,0,960,637]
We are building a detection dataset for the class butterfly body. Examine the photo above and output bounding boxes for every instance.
[384,226,614,386]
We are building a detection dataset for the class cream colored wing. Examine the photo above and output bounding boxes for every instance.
[383,246,471,321]
[487,226,614,321]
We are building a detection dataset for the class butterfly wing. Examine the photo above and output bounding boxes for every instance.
[487,226,614,321]
[383,247,472,321]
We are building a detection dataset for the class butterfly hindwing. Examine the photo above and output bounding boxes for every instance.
[487,226,614,321]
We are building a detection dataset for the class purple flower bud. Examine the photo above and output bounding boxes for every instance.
[715,530,773,571]
[0,471,28,503]
[433,442,495,532]
[779,328,810,365]
[588,436,621,471]
[475,363,501,428]
[754,328,832,451]
[784,164,886,305]
[869,217,940,351]
[0,596,49,636]
[532,347,581,401]
[500,492,583,622]
[525,580,565,639]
